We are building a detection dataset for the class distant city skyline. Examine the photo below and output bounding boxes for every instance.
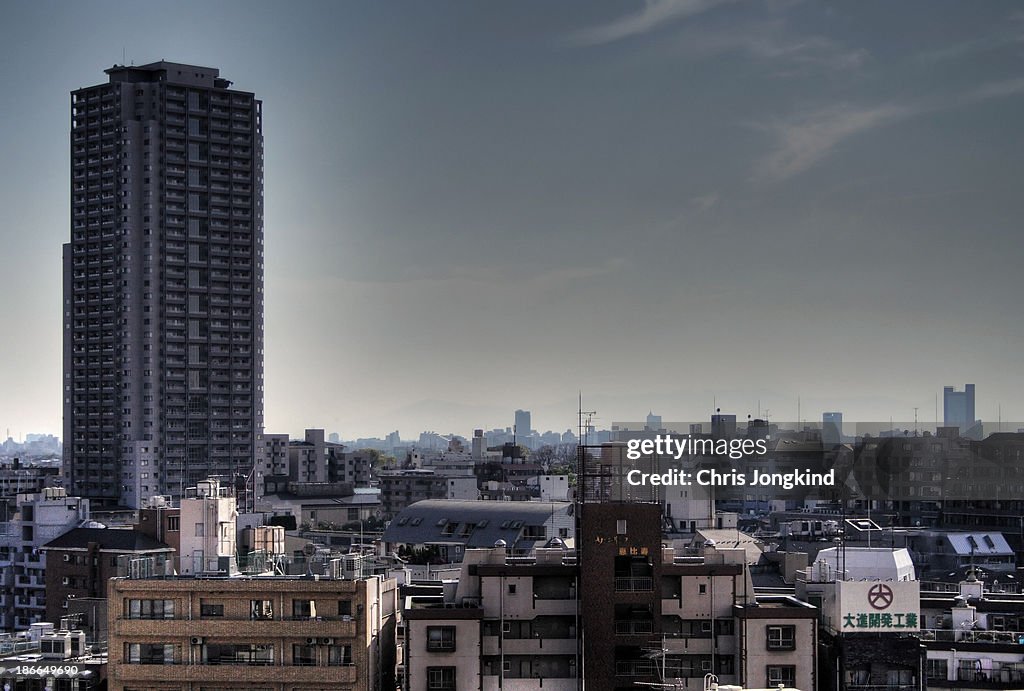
[2,2,1024,440]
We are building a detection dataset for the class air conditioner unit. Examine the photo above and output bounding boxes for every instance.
[320,638,334,645]
[306,637,317,645]
[61,577,70,585]
[190,637,204,646]
[63,554,71,562]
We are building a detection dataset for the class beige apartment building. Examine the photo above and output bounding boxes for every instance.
[404,540,817,691]
[107,572,398,691]
[404,546,578,691]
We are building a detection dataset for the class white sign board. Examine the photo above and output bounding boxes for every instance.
[837,580,920,632]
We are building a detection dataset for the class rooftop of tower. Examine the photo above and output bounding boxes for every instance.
[103,60,232,89]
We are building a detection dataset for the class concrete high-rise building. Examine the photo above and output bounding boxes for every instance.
[943,384,976,436]
[63,62,264,508]
[514,409,531,440]
[0,487,91,630]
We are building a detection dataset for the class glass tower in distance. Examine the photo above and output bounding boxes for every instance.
[64,62,264,508]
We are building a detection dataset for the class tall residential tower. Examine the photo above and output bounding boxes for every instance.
[64,62,264,508]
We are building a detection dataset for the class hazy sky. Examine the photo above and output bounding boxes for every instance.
[2,1,1024,440]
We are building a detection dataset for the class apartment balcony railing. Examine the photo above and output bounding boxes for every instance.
[614,620,654,635]
[919,628,1024,644]
[615,660,655,677]
[614,577,653,592]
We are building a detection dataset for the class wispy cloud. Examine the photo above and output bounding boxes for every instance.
[968,77,1024,101]
[680,19,868,74]
[566,0,732,46]
[753,76,1024,182]
[690,193,720,211]
[916,23,1024,63]
[752,104,910,182]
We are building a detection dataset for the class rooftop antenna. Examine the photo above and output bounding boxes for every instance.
[577,393,595,448]
[913,407,919,436]
[122,47,126,65]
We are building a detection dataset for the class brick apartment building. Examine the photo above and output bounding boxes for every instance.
[107,572,398,691]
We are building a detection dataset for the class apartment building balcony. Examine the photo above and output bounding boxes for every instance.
[113,618,357,638]
[481,637,577,657]
[659,634,737,656]
[482,678,576,691]
[614,659,656,677]
[614,577,653,592]
[920,628,1024,645]
[114,663,357,685]
[927,667,1024,688]
[614,620,654,636]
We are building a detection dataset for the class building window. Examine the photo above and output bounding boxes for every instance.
[292,644,316,666]
[616,519,627,534]
[127,599,174,619]
[167,516,180,531]
[767,665,796,687]
[337,600,352,617]
[250,599,274,620]
[203,643,274,666]
[427,667,456,691]
[887,669,914,686]
[508,584,516,595]
[426,626,456,652]
[766,625,796,651]
[328,644,353,666]
[200,602,224,617]
[847,668,870,685]
[126,643,174,664]
[292,599,315,619]
[926,659,948,681]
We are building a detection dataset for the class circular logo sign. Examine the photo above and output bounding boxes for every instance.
[868,584,894,610]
